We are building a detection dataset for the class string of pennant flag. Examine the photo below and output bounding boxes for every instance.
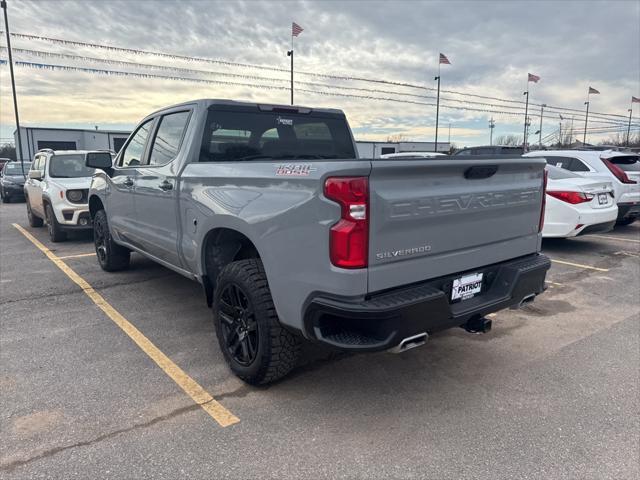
[1,46,631,127]
[1,27,638,140]
[1,30,635,122]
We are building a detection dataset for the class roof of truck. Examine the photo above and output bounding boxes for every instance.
[148,99,346,117]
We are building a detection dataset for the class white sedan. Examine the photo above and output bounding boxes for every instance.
[543,165,618,238]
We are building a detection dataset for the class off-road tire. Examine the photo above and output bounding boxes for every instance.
[26,199,44,227]
[45,203,67,242]
[93,209,130,271]
[213,259,301,385]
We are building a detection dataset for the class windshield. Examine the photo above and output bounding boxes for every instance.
[3,163,31,175]
[199,108,356,162]
[49,155,95,178]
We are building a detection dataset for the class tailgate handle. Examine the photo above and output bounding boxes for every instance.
[464,165,498,179]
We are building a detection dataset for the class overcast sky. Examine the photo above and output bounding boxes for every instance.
[1,0,639,148]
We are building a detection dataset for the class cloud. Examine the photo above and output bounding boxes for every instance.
[1,0,638,147]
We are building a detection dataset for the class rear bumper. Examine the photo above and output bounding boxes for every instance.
[617,202,640,221]
[303,254,551,351]
[1,184,25,196]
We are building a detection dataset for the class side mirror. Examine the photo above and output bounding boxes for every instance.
[28,170,43,180]
[86,152,113,170]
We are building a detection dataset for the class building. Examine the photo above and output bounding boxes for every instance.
[14,127,131,161]
[355,141,450,158]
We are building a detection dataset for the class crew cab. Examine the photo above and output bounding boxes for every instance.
[86,99,550,384]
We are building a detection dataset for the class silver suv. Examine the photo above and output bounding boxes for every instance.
[24,149,102,242]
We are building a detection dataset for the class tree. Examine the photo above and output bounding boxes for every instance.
[494,134,522,146]
[598,132,640,148]
[386,134,409,143]
[0,143,16,161]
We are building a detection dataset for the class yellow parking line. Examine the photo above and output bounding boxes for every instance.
[13,224,239,428]
[550,258,609,272]
[547,281,564,287]
[588,234,640,245]
[58,252,96,260]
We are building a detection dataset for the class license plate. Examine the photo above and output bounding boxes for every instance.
[598,193,608,205]
[451,273,483,301]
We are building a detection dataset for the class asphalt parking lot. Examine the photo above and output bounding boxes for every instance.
[1,200,638,479]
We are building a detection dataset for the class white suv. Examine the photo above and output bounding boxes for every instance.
[24,149,103,241]
[525,150,640,225]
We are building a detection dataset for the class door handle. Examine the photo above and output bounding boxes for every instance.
[123,177,134,187]
[159,180,173,191]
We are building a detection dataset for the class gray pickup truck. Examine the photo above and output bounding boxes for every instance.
[86,99,550,384]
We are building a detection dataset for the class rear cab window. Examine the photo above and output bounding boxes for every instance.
[199,107,356,162]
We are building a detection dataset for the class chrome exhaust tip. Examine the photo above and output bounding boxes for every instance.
[388,332,429,354]
[514,293,536,309]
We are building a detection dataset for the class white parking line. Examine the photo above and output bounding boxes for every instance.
[549,259,609,272]
[58,252,96,260]
[588,234,640,245]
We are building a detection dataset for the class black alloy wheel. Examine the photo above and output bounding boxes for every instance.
[218,282,259,366]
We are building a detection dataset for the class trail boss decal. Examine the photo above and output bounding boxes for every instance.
[276,116,294,126]
[275,164,317,176]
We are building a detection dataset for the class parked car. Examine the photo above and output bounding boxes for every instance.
[380,152,447,159]
[0,158,11,172]
[525,150,640,225]
[1,161,31,203]
[543,165,617,238]
[24,149,97,241]
[87,99,550,385]
[453,145,523,156]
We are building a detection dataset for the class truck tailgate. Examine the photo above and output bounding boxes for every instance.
[367,157,546,292]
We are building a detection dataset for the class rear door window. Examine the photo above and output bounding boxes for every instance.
[568,158,591,172]
[147,111,191,166]
[545,156,574,170]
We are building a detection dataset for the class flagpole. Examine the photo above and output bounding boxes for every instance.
[1,0,25,174]
[434,62,440,153]
[583,91,590,145]
[523,83,529,152]
[627,106,633,146]
[289,34,294,105]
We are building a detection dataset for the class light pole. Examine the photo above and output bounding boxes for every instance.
[538,104,546,147]
[488,117,495,145]
[1,0,25,175]
[627,108,633,146]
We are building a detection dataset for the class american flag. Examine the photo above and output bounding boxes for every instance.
[439,53,451,65]
[632,96,640,103]
[528,73,540,83]
[292,22,304,37]
[588,86,600,94]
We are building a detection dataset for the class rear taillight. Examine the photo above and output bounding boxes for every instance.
[539,169,548,232]
[601,158,637,184]
[546,190,594,204]
[324,176,369,269]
